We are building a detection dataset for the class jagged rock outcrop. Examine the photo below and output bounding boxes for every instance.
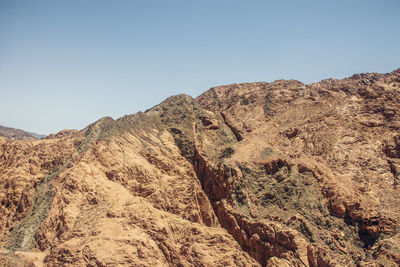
[1,68,400,266]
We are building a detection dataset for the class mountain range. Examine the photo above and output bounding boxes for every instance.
[1,68,400,266]
[0,125,45,141]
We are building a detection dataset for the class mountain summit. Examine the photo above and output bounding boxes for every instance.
[1,69,400,266]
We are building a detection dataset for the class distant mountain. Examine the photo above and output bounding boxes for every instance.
[26,131,46,139]
[0,125,45,140]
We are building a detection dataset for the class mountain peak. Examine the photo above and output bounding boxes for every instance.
[1,69,400,266]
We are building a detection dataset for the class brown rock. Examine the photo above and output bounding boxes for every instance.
[1,68,400,266]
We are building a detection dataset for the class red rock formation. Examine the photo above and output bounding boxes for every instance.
[1,69,400,266]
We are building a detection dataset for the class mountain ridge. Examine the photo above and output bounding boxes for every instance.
[0,125,45,141]
[1,68,400,266]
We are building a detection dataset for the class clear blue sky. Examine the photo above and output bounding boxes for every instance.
[1,0,399,134]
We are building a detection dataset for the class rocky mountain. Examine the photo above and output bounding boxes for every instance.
[0,125,45,141]
[0,68,400,266]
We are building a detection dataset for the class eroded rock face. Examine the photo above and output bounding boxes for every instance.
[1,69,400,266]
[194,69,400,266]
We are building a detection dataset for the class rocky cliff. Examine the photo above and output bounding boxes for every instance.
[1,69,400,266]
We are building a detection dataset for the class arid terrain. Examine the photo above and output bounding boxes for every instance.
[1,68,400,266]
[0,125,45,141]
